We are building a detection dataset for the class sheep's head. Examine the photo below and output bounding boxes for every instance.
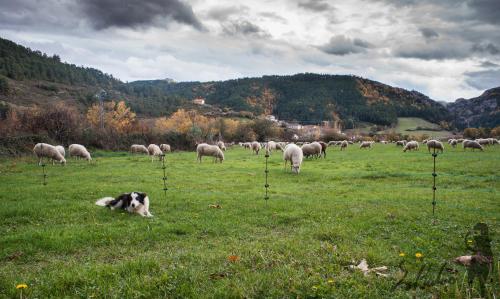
[61,158,67,165]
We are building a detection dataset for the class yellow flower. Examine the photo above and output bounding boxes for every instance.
[312,285,318,290]
[327,279,334,284]
[399,252,405,257]
[16,284,28,289]
[467,240,473,244]
[415,252,423,258]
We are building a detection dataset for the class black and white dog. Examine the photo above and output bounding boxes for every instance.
[95,192,153,217]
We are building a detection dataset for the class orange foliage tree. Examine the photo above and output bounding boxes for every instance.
[87,100,136,134]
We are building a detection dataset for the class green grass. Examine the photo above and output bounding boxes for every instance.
[1,145,499,298]
[391,117,451,138]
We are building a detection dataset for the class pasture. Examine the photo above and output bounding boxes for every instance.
[0,144,499,298]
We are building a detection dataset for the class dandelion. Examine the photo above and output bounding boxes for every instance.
[415,252,423,258]
[16,284,27,289]
[327,279,334,284]
[228,255,240,262]
[399,252,405,257]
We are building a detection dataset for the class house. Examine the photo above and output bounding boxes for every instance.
[192,98,205,105]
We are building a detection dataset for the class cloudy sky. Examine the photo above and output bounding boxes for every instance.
[1,0,499,102]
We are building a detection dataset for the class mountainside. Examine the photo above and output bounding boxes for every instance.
[3,36,496,129]
[447,87,500,129]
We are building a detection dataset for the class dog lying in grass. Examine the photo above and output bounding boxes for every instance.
[96,192,153,217]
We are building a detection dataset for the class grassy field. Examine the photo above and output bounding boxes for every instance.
[1,144,499,298]
[391,117,452,138]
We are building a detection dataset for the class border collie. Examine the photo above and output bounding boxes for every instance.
[95,192,153,217]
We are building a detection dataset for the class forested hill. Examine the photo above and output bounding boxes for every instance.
[0,37,454,127]
[447,87,500,129]
[0,37,120,87]
[122,74,451,127]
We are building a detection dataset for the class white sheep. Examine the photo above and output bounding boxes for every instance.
[426,140,444,153]
[55,145,65,157]
[283,143,303,174]
[217,141,226,151]
[301,142,321,158]
[359,141,372,149]
[251,141,261,155]
[266,141,283,153]
[396,140,406,147]
[463,140,483,151]
[449,139,458,148]
[69,144,92,161]
[33,143,66,165]
[160,144,171,153]
[196,143,224,163]
[476,138,490,146]
[340,140,348,151]
[130,144,149,155]
[403,141,419,152]
[147,144,163,162]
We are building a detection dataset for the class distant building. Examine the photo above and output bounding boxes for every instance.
[193,98,205,105]
[265,115,277,122]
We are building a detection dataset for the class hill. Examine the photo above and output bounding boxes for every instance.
[447,87,500,129]
[2,36,489,131]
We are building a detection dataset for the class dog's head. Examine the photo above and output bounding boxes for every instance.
[130,192,147,209]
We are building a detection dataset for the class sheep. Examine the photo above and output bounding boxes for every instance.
[463,140,483,151]
[292,134,299,141]
[196,143,224,163]
[55,145,65,157]
[69,144,92,161]
[33,143,66,165]
[251,141,261,155]
[283,143,303,174]
[340,140,348,151]
[449,139,458,148]
[426,140,444,153]
[266,141,283,153]
[318,141,327,158]
[130,144,149,155]
[160,144,171,153]
[327,141,337,146]
[348,141,354,144]
[456,138,464,143]
[147,144,163,162]
[476,138,490,146]
[217,141,226,151]
[380,141,388,144]
[396,140,406,147]
[301,142,322,158]
[403,141,419,152]
[359,141,372,149]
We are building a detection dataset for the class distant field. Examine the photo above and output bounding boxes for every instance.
[390,117,452,138]
[1,145,499,298]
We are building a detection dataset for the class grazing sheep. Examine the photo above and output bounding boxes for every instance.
[403,141,419,152]
[348,141,354,144]
[69,144,92,161]
[251,141,261,155]
[283,144,303,174]
[147,144,163,162]
[396,140,406,147]
[33,143,66,165]
[449,139,458,148]
[340,140,348,151]
[301,142,322,158]
[318,141,327,158]
[196,143,224,163]
[266,141,283,153]
[130,144,149,155]
[476,138,490,146]
[217,141,226,151]
[359,141,372,149]
[456,138,464,143]
[55,145,65,157]
[380,141,388,144]
[426,140,444,153]
[160,144,171,153]
[463,140,483,151]
[292,134,299,141]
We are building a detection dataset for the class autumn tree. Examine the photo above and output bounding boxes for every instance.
[87,100,136,134]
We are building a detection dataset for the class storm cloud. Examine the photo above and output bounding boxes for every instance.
[318,35,373,56]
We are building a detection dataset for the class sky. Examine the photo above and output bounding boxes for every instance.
[0,0,499,102]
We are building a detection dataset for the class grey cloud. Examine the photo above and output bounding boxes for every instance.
[80,0,204,30]
[420,28,439,39]
[259,12,288,23]
[222,20,270,38]
[206,5,248,21]
[472,42,500,55]
[466,0,500,25]
[465,69,500,90]
[298,0,332,12]
[480,61,500,68]
[394,40,471,60]
[318,35,373,56]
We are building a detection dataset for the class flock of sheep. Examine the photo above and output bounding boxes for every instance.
[32,136,498,173]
